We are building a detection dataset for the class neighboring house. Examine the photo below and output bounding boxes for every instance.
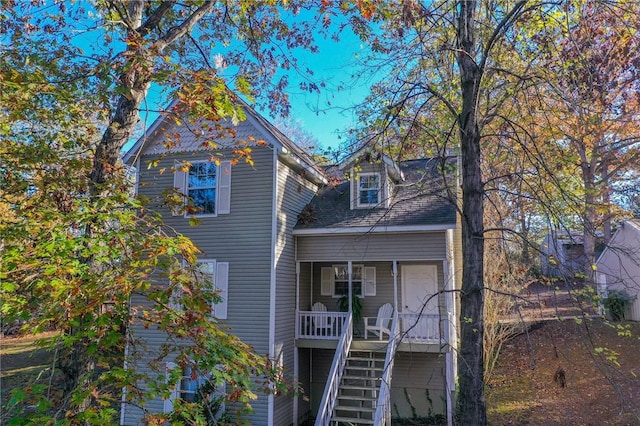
[540,230,604,278]
[121,100,461,425]
[596,220,640,321]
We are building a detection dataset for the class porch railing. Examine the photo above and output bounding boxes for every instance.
[296,311,442,344]
[374,312,399,425]
[398,313,441,343]
[297,310,348,340]
[314,313,353,426]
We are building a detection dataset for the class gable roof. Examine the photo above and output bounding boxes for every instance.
[339,147,404,183]
[122,96,327,185]
[596,219,640,264]
[293,157,457,234]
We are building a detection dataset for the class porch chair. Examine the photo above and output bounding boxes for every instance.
[311,302,332,336]
[364,303,393,340]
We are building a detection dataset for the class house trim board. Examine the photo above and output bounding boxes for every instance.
[293,261,300,425]
[120,333,130,425]
[292,224,456,235]
[445,228,457,426]
[267,148,278,424]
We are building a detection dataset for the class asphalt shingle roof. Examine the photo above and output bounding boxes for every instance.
[295,158,458,231]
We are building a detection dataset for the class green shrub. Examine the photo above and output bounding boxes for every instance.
[603,290,635,321]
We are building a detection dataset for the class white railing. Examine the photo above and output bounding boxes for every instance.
[297,310,348,340]
[297,311,441,344]
[314,313,353,426]
[399,313,441,343]
[374,312,399,425]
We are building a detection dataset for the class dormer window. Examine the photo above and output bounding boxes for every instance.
[358,173,380,207]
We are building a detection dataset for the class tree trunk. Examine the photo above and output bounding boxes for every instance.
[601,155,612,243]
[581,162,597,283]
[456,1,487,424]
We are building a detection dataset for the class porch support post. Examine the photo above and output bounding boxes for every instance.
[347,260,353,312]
[295,262,300,336]
[392,261,398,313]
[310,261,313,306]
[296,262,300,311]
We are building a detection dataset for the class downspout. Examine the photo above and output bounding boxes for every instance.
[293,261,300,425]
[445,229,457,426]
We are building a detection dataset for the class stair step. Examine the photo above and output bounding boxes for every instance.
[330,416,375,425]
[337,394,376,402]
[339,384,379,391]
[345,365,383,372]
[347,355,384,360]
[335,405,376,413]
[342,375,380,382]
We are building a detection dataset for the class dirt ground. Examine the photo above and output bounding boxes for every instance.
[487,282,640,425]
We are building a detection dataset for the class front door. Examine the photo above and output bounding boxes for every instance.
[401,264,438,339]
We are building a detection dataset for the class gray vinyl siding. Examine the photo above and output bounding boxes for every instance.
[126,147,276,424]
[298,262,313,315]
[122,294,173,424]
[308,349,335,414]
[308,262,446,332]
[273,160,318,425]
[390,353,446,417]
[296,347,312,423]
[296,232,447,262]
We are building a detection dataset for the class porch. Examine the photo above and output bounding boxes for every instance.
[295,310,448,352]
[294,260,456,353]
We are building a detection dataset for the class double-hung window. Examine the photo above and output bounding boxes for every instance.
[188,162,217,215]
[173,160,231,217]
[170,259,228,320]
[357,173,380,206]
[333,265,364,298]
[321,264,377,297]
[164,363,226,418]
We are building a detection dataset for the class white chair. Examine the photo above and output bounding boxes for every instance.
[311,302,332,336]
[364,303,393,340]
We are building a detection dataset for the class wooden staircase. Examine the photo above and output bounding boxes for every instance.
[330,350,385,425]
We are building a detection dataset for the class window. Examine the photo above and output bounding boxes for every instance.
[188,162,217,215]
[357,173,380,206]
[321,265,377,297]
[333,265,363,297]
[170,260,228,320]
[173,160,231,217]
[164,363,226,419]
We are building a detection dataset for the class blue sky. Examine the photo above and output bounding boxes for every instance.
[60,3,377,153]
[138,12,375,153]
[273,32,373,151]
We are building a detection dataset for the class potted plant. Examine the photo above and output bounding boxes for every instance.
[338,293,363,335]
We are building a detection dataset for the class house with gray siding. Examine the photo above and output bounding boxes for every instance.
[596,220,640,321]
[122,100,461,425]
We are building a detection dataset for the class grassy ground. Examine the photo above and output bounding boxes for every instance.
[0,332,58,418]
[487,318,640,425]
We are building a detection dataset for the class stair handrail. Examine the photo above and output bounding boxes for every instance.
[314,312,353,426]
[374,311,399,425]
